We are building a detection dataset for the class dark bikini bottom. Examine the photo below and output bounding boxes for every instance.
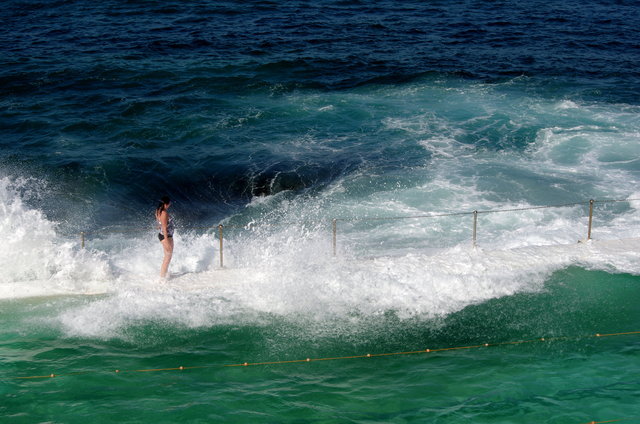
[158,233,173,241]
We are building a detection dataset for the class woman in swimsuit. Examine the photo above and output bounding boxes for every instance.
[155,196,174,279]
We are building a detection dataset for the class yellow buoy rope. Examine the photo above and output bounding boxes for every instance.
[7,330,639,379]
[6,330,640,424]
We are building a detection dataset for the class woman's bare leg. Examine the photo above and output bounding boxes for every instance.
[160,238,173,278]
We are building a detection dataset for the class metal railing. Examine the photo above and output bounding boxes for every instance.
[331,198,640,256]
[76,197,639,268]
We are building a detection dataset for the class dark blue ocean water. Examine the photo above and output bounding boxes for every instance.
[2,0,640,228]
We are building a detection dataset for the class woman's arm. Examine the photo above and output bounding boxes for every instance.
[159,210,169,236]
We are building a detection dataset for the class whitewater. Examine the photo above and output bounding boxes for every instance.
[2,0,640,422]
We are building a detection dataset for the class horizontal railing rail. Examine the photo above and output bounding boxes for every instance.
[72,197,640,267]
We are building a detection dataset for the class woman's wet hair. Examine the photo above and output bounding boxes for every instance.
[156,196,170,215]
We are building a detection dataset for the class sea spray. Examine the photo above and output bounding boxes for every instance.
[53,223,640,340]
[0,176,111,298]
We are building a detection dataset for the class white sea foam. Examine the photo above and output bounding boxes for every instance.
[2,167,640,340]
[54,235,640,339]
[53,187,640,339]
[4,83,640,338]
[0,176,111,299]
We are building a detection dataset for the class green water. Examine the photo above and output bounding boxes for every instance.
[2,267,639,423]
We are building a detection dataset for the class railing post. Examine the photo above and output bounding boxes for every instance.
[218,224,224,268]
[472,211,478,248]
[332,219,337,257]
[80,231,85,249]
[587,199,594,240]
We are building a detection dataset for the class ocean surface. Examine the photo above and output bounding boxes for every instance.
[2,0,640,422]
